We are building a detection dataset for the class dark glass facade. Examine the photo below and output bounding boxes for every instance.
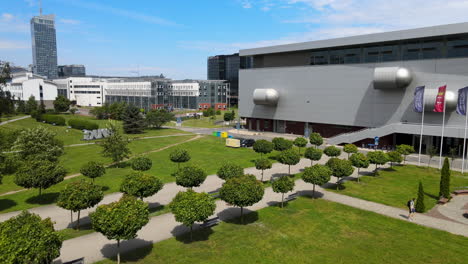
[58,65,86,77]
[31,15,58,79]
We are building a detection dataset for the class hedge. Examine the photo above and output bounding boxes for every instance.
[68,118,99,130]
[37,114,66,126]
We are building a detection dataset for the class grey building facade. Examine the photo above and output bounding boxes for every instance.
[31,14,58,79]
[58,65,86,77]
[239,22,468,154]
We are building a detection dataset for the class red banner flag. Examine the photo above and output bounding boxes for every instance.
[433,85,447,112]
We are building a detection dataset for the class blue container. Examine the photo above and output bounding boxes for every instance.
[228,135,233,138]
[216,131,221,137]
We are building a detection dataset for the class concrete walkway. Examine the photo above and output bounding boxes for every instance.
[0,115,30,126]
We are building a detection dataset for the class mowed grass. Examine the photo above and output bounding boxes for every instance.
[96,197,468,264]
[329,165,468,211]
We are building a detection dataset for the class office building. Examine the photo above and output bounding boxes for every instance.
[58,65,86,77]
[31,14,58,79]
[239,22,468,154]
[4,72,57,108]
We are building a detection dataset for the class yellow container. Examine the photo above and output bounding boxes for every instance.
[226,138,240,148]
[221,132,228,138]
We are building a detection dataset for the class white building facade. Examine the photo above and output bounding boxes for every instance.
[4,72,58,108]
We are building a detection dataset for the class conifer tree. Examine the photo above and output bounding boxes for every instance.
[415,181,425,213]
[439,157,451,198]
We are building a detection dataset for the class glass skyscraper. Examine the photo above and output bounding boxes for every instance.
[31,14,58,79]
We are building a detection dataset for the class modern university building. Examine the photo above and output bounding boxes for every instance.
[239,22,468,155]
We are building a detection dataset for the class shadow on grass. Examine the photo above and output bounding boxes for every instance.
[101,185,110,192]
[424,191,439,200]
[108,161,130,169]
[26,192,60,205]
[0,199,17,211]
[100,238,153,262]
[173,225,215,244]
[323,182,346,191]
[298,190,325,199]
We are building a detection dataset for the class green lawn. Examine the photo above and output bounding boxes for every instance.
[96,197,468,264]
[0,114,27,122]
[329,165,468,211]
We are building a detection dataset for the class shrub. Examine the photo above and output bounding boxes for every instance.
[131,156,153,171]
[38,114,66,126]
[80,161,105,182]
[343,144,358,158]
[272,137,293,151]
[304,147,323,166]
[324,146,341,157]
[68,118,99,130]
[253,140,274,156]
[217,162,244,181]
[309,132,323,147]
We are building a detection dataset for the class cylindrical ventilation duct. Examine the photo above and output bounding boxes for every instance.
[253,89,279,106]
[374,67,413,89]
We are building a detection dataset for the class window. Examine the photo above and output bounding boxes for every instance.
[310,50,328,65]
[329,49,344,64]
[447,36,468,58]
[421,39,443,59]
[363,46,380,63]
[380,45,399,62]
[402,41,420,60]
[343,48,361,64]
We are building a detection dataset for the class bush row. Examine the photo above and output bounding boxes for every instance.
[68,118,99,130]
[37,114,66,126]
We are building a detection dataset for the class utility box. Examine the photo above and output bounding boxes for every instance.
[226,138,240,148]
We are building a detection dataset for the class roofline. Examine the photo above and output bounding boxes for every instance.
[239,22,468,56]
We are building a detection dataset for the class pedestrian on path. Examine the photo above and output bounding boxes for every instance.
[407,198,416,220]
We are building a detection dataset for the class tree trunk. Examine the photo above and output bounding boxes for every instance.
[336,177,339,190]
[311,160,313,166]
[39,187,42,196]
[117,240,121,264]
[76,211,81,230]
[313,184,316,198]
[70,210,73,225]
[281,193,284,208]
[288,165,291,176]
[357,168,360,183]
[261,169,264,182]
[190,225,193,241]
[240,207,244,224]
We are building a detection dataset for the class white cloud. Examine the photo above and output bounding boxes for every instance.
[1,13,14,22]
[241,0,253,8]
[0,14,29,33]
[0,40,29,49]
[59,19,81,25]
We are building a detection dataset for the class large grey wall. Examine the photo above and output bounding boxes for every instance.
[239,57,468,131]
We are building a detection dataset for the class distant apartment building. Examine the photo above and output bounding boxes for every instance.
[31,14,58,79]
[58,65,86,77]
[3,72,57,108]
[207,53,252,105]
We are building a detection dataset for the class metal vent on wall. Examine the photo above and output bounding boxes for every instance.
[373,67,412,89]
[253,89,279,106]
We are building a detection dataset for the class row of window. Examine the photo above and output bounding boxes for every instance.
[71,91,101,94]
[73,85,101,88]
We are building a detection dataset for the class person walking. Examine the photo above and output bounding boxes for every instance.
[407,198,416,221]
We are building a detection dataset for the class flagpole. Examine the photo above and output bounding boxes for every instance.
[462,92,468,173]
[418,96,425,166]
[439,90,447,169]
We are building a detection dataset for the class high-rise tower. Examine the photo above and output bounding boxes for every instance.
[30,14,58,79]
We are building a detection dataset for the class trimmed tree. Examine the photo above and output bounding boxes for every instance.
[217,162,244,181]
[101,123,131,164]
[272,137,293,151]
[326,158,354,190]
[293,137,308,155]
[90,195,149,264]
[122,105,146,134]
[80,161,106,182]
[253,139,274,156]
[146,109,174,129]
[272,176,295,208]
[277,149,301,176]
[349,153,370,182]
[254,157,273,182]
[343,144,358,159]
[387,151,403,167]
[309,132,323,148]
[304,147,323,166]
[169,189,216,241]
[219,174,264,224]
[302,164,332,197]
[14,159,66,195]
[53,95,71,113]
[439,157,451,198]
[415,181,426,213]
[131,156,153,171]
[169,148,191,172]
[323,146,341,158]
[57,180,104,229]
[175,165,207,189]
[396,144,415,164]
[13,126,64,161]
[427,146,438,167]
[120,171,164,200]
[0,211,62,264]
[367,151,388,175]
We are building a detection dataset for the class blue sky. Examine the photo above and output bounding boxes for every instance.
[1,0,468,79]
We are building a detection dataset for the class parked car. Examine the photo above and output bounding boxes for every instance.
[238,138,255,148]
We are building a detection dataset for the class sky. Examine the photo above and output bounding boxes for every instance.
[1,0,468,80]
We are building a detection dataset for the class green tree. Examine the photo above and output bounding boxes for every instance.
[367,151,388,175]
[309,132,323,148]
[13,126,64,161]
[169,148,191,171]
[304,147,323,166]
[396,144,415,164]
[169,189,216,241]
[80,161,106,182]
[349,153,370,182]
[90,196,149,264]
[0,63,14,118]
[175,165,207,189]
[219,174,264,224]
[53,95,71,112]
[254,157,273,182]
[324,146,341,158]
[439,157,451,198]
[122,105,146,134]
[16,100,26,114]
[293,137,308,155]
[253,139,274,156]
[223,112,233,122]
[302,164,332,197]
[415,181,426,213]
[101,123,131,164]
[277,149,301,176]
[69,107,78,115]
[25,95,38,114]
[146,109,174,128]
[272,176,295,208]
[120,171,163,200]
[57,180,104,229]
[387,151,403,167]
[131,156,153,171]
[0,211,62,264]
[272,137,293,151]
[449,147,458,169]
[14,159,66,195]
[217,162,244,181]
[343,144,358,158]
[427,146,438,167]
[326,158,354,190]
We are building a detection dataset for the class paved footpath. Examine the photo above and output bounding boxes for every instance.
[0,115,30,126]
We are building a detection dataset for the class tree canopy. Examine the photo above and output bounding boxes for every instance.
[13,126,64,161]
[326,158,354,189]
[323,146,342,157]
[293,137,308,154]
[254,157,273,182]
[367,151,388,173]
[343,144,358,158]
[101,123,131,163]
[309,132,323,148]
[396,144,415,164]
[146,109,174,129]
[131,156,153,171]
[272,176,295,208]
[349,153,370,182]
[14,159,67,195]
[169,148,191,170]
[120,171,163,200]
[53,95,71,113]
[304,147,323,166]
[272,137,293,151]
[80,161,106,182]
[302,164,332,196]
[122,105,146,134]
[277,149,301,175]
[439,157,451,198]
[217,162,244,181]
[253,139,274,156]
[175,165,207,189]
